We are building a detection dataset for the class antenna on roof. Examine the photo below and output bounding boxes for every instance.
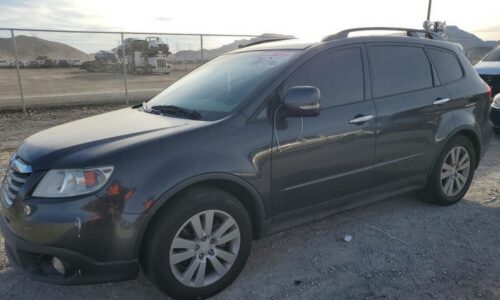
[423,20,447,32]
[427,0,433,20]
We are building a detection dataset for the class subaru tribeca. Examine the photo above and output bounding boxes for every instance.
[0,28,493,299]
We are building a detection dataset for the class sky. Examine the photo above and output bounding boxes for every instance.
[0,0,499,53]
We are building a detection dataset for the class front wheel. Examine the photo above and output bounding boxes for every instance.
[142,186,252,299]
[421,135,476,205]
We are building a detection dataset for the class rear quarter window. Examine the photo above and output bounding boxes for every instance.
[370,45,433,98]
[427,48,464,85]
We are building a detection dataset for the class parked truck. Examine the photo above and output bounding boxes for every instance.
[84,51,122,72]
[118,37,171,74]
[83,37,171,74]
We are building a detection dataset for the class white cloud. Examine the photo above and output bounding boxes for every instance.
[0,0,498,39]
[0,0,498,54]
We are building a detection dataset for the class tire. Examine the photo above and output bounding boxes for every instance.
[142,185,252,299]
[421,135,476,206]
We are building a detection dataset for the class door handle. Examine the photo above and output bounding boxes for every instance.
[349,114,374,125]
[433,98,450,105]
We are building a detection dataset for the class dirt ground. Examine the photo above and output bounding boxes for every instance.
[0,68,190,109]
[0,106,499,299]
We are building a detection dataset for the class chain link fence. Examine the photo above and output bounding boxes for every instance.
[0,28,258,112]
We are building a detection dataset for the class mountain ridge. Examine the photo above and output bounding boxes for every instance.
[0,28,497,62]
[0,35,88,61]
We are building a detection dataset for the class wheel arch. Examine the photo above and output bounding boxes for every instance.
[134,173,267,259]
[457,129,481,164]
[428,125,481,178]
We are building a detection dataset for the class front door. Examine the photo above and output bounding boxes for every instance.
[271,46,376,217]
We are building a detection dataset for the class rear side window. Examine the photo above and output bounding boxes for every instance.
[370,45,433,98]
[427,48,463,84]
[286,47,364,108]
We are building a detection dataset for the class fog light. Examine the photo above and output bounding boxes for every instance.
[51,257,66,275]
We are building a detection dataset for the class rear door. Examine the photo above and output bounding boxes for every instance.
[367,44,452,193]
[272,45,376,217]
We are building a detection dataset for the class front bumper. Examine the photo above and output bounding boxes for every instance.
[0,212,138,285]
[0,163,143,285]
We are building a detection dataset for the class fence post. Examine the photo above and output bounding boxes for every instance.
[11,29,26,114]
[200,34,204,62]
[121,32,129,106]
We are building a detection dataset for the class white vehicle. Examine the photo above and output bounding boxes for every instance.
[0,60,10,68]
[71,59,83,67]
[130,51,171,74]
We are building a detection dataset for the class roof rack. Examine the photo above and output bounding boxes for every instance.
[322,27,443,42]
[239,37,296,48]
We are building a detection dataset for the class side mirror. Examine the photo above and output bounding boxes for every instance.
[282,86,321,117]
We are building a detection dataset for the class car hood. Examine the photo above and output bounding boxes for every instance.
[17,108,206,170]
[474,61,500,75]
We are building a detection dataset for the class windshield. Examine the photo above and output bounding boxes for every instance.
[484,46,500,62]
[147,50,298,120]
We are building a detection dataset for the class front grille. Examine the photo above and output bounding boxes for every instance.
[157,59,167,68]
[1,158,31,207]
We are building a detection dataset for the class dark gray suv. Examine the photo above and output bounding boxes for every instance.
[0,28,493,299]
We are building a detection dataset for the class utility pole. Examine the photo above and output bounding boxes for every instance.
[427,0,432,20]
[121,32,128,106]
[200,35,204,62]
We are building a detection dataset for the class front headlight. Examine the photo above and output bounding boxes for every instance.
[33,166,114,198]
[492,94,500,109]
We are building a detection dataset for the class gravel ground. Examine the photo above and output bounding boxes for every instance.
[0,106,499,299]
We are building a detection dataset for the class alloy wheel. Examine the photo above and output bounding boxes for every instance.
[169,209,241,287]
[440,146,471,197]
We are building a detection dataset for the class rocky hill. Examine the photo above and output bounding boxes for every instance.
[169,28,499,62]
[445,26,498,49]
[444,26,498,63]
[0,28,496,63]
[0,35,88,61]
[168,34,294,62]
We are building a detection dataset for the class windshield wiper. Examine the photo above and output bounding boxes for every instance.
[150,105,202,120]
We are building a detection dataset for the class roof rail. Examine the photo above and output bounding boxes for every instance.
[322,27,443,42]
[239,37,296,48]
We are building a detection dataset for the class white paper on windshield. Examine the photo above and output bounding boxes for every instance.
[252,51,294,68]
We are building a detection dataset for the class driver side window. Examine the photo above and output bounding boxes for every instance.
[285,47,365,109]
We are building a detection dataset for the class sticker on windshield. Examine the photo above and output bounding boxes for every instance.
[252,51,294,68]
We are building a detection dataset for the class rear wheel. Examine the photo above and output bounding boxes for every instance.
[142,186,252,299]
[421,135,476,205]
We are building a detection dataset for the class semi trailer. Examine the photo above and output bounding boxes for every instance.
[83,37,171,74]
